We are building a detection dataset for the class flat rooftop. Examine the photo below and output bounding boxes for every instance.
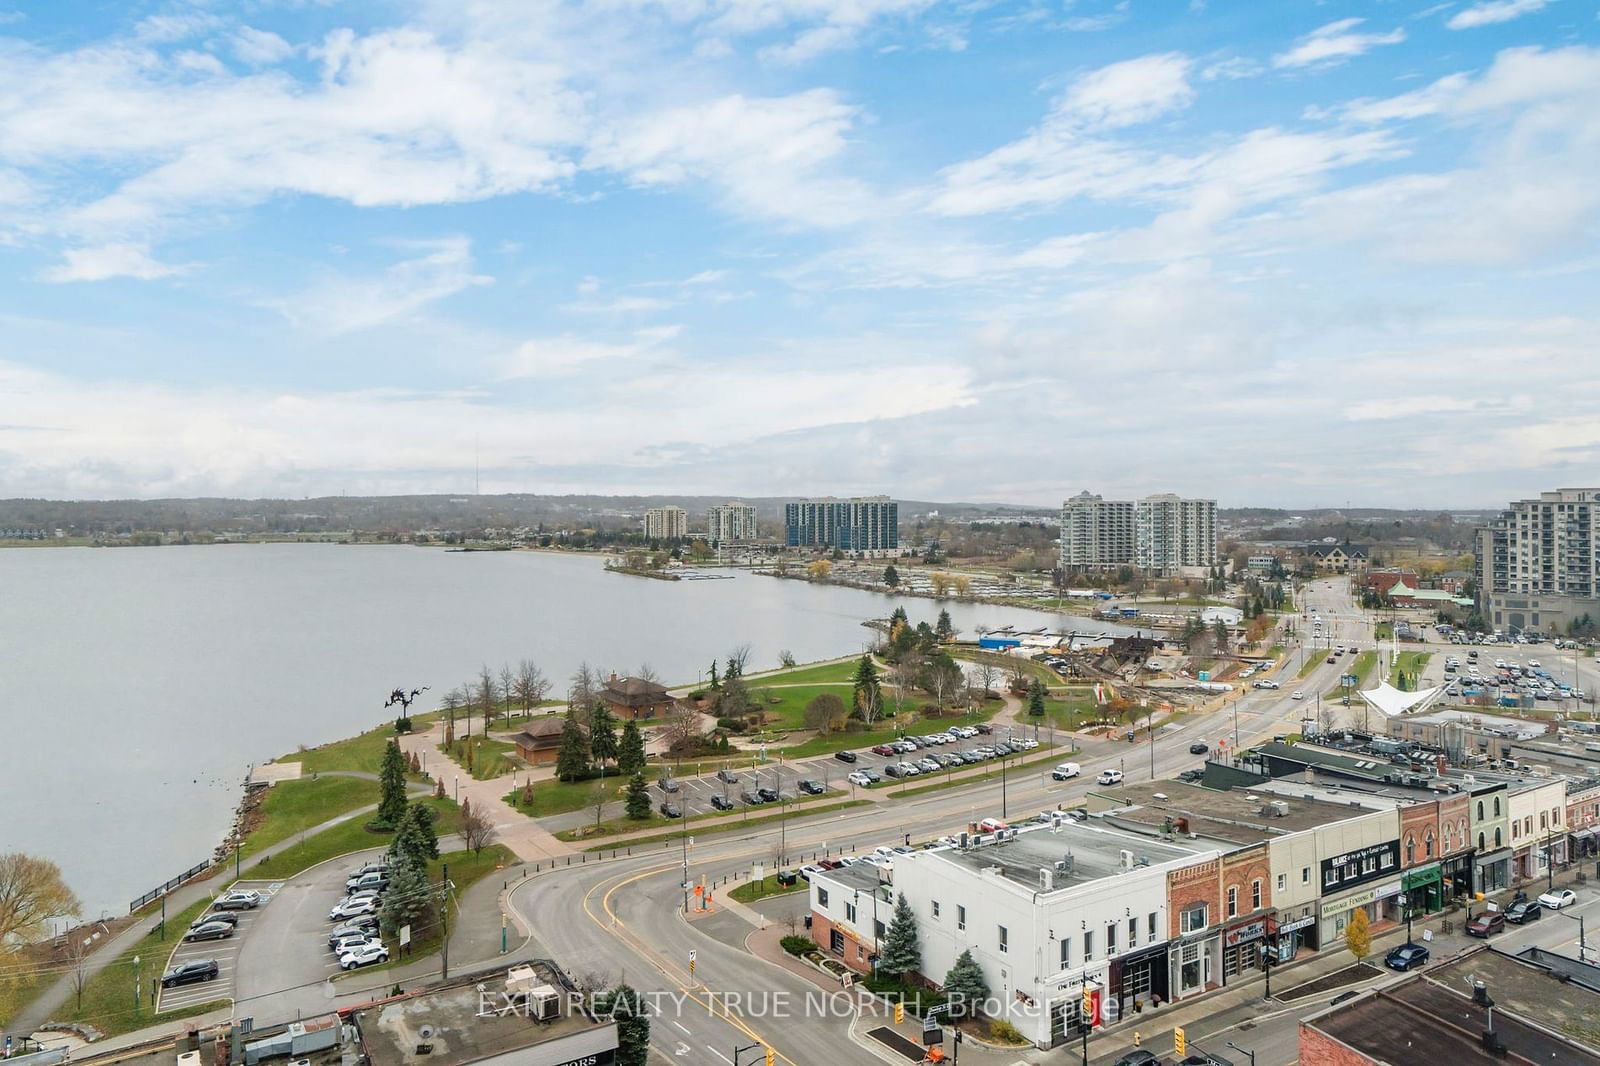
[355,966,612,1066]
[1305,963,1600,1066]
[1093,780,1377,844]
[1429,947,1600,1052]
[814,861,893,895]
[903,821,1203,891]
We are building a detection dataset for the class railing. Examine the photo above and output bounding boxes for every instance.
[128,859,212,914]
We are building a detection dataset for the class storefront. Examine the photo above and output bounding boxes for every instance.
[1401,863,1442,916]
[1220,914,1275,982]
[1572,827,1600,859]
[1319,879,1402,945]
[1440,853,1474,900]
[1108,942,1169,1017]
[1474,847,1513,894]
[1317,840,1402,945]
[1167,929,1218,1000]
[1276,913,1317,957]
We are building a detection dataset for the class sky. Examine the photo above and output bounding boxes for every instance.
[0,0,1597,508]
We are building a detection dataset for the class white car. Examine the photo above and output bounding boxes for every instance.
[1052,762,1081,780]
[847,770,874,786]
[1097,769,1124,786]
[1253,679,1280,690]
[329,897,378,921]
[339,942,390,970]
[331,933,378,955]
[1538,889,1576,909]
[896,761,921,777]
[1291,690,1306,701]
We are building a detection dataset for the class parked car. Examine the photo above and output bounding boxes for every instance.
[347,871,389,892]
[659,802,683,819]
[328,918,379,946]
[1538,889,1577,909]
[799,864,823,881]
[896,762,921,777]
[339,942,390,970]
[1385,943,1430,971]
[757,787,781,802]
[188,911,239,932]
[1189,742,1209,754]
[1111,1051,1162,1066]
[710,794,734,811]
[1178,768,1205,784]
[213,890,261,910]
[658,776,680,793]
[329,897,378,921]
[860,768,882,782]
[916,758,940,773]
[872,744,898,757]
[1466,911,1506,937]
[977,818,1009,832]
[161,960,220,988]
[717,768,740,783]
[184,920,235,942]
[1097,769,1124,785]
[847,771,875,787]
[1052,762,1081,780]
[798,779,825,795]
[974,723,994,735]
[332,933,378,955]
[1505,899,1542,924]
[833,750,858,763]
[740,789,763,804]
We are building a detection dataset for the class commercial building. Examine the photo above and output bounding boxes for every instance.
[1136,494,1218,576]
[642,505,687,540]
[1056,490,1217,576]
[784,496,898,557]
[706,501,758,544]
[1058,492,1135,571]
[1476,487,1600,636]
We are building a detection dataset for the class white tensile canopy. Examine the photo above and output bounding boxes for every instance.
[1358,681,1444,718]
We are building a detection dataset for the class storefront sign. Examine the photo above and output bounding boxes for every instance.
[1278,914,1315,933]
[1223,920,1267,947]
[1375,880,1402,901]
[1402,864,1441,891]
[1320,840,1401,893]
[1319,880,1400,919]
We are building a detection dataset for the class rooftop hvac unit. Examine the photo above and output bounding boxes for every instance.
[506,965,540,1000]
[1039,868,1054,891]
[1119,849,1134,871]
[527,985,562,1022]
[1056,853,1075,876]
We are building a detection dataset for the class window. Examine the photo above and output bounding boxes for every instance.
[876,920,886,941]
[998,925,1008,954]
[1106,923,1117,955]
[931,901,941,919]
[1128,917,1138,948]
[1083,930,1094,961]
[845,902,857,924]
[1478,800,1485,820]
[957,905,966,931]
[1276,873,1286,893]
[1303,867,1311,885]
[1180,904,1207,934]
[1494,796,1501,817]
[1323,867,1337,889]
[1405,836,1415,864]
[1425,831,1434,859]
[1540,811,1548,830]
[1512,821,1520,842]
[1149,912,1158,940]
[1227,886,1238,918]
[1252,879,1262,910]
[1059,936,1071,971]
[1479,832,1486,850]
[1495,828,1503,848]
[818,888,829,908]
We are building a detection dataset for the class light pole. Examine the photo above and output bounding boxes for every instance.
[681,831,691,913]
[1225,1041,1256,1066]
[1560,909,1587,962]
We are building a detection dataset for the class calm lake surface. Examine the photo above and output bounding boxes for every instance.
[0,544,1129,916]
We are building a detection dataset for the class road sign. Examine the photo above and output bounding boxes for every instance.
[399,925,412,947]
[1174,1026,1187,1056]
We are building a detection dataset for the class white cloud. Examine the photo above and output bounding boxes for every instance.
[499,332,666,379]
[232,27,294,65]
[1273,18,1406,69]
[1448,0,1549,30]
[1056,52,1195,130]
[268,237,491,334]
[40,244,185,282]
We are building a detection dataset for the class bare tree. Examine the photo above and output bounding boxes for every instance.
[636,662,660,685]
[513,660,551,716]
[665,704,705,750]
[779,649,797,668]
[591,784,609,831]
[69,935,90,1012]
[973,661,1001,700]
[499,665,516,720]
[478,665,499,734]
[461,802,498,855]
[730,644,752,676]
[568,663,598,724]
[1007,656,1029,691]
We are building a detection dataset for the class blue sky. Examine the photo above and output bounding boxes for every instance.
[0,0,1596,506]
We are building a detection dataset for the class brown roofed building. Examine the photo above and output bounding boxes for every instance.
[601,673,676,720]
[512,716,574,766]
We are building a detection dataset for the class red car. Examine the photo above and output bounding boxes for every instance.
[872,744,898,756]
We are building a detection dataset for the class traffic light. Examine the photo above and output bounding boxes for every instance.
[1082,987,1094,1015]
[894,1001,905,1024]
[1174,1026,1187,1056]
[764,1046,774,1066]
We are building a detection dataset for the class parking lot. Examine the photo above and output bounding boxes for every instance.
[155,879,279,1012]
[654,723,1051,817]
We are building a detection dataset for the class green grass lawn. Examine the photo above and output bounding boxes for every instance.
[335,844,514,980]
[250,796,463,878]
[1035,695,1102,731]
[1325,651,1379,700]
[744,659,860,686]
[576,799,870,850]
[728,874,805,903]
[280,714,436,776]
[240,775,377,860]
[1375,622,1394,640]
[63,897,228,1038]
[1389,651,1432,687]
[441,735,521,780]
[557,787,845,842]
[746,682,859,729]
[778,702,1002,757]
[1297,652,1325,679]
[0,964,51,1029]
[506,773,633,817]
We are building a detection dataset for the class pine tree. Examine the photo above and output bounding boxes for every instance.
[726,655,740,680]
[935,609,954,642]
[878,894,922,978]
[388,802,440,867]
[942,949,989,1019]
[555,713,592,782]
[377,739,409,828]
[379,856,434,939]
[852,655,882,719]
[1028,678,1047,718]
[709,661,720,690]
[884,564,899,588]
[624,772,651,820]
[618,719,647,776]
[591,705,620,775]
[594,985,649,1066]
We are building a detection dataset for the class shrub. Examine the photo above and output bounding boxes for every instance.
[716,717,745,733]
[987,1020,1025,1044]
[394,716,413,734]
[780,935,813,956]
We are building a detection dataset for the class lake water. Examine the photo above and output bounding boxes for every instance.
[0,544,1131,917]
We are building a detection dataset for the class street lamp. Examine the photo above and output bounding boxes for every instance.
[1225,1041,1256,1066]
[1560,909,1588,963]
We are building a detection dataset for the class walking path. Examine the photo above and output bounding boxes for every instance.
[396,722,572,863]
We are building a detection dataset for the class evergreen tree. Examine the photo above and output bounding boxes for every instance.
[594,985,649,1066]
[883,564,899,588]
[935,609,954,642]
[942,949,989,1019]
[555,713,592,782]
[377,739,409,828]
[725,654,741,680]
[1028,678,1047,717]
[878,894,923,978]
[852,655,882,720]
[624,772,651,820]
[709,661,720,690]
[379,856,433,939]
[618,719,647,776]
[591,705,620,774]
[388,802,439,867]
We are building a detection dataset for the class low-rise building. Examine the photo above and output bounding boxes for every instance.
[600,673,676,721]
[512,717,573,765]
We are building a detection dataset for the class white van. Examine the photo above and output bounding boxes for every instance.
[1052,762,1081,781]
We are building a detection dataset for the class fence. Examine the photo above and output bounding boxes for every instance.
[128,859,212,914]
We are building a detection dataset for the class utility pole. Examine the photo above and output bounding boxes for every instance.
[440,862,450,980]
[682,832,691,913]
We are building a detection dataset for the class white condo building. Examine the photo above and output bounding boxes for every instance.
[707,502,758,544]
[1058,492,1136,570]
[1058,490,1217,576]
[1476,487,1600,636]
[642,505,687,540]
